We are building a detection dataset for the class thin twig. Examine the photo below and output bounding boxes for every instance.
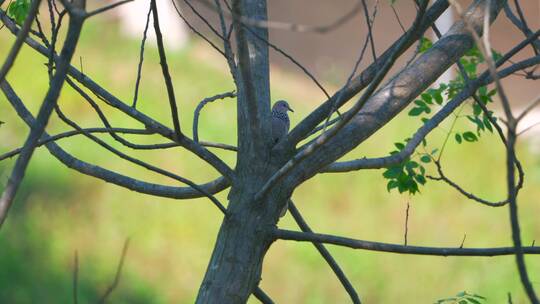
[132,2,152,108]
[73,251,79,304]
[151,0,182,139]
[459,234,467,249]
[195,0,364,34]
[98,238,130,304]
[86,0,133,18]
[404,199,410,246]
[193,91,236,142]
[171,0,225,57]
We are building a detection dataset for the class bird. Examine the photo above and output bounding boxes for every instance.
[270,100,294,217]
[271,100,294,145]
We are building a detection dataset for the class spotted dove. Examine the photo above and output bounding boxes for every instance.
[271,100,294,217]
[271,100,294,145]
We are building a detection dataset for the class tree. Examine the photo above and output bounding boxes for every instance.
[0,0,539,303]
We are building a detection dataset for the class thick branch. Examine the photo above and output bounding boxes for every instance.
[233,0,272,167]
[277,0,450,150]
[285,0,508,187]
[323,54,540,173]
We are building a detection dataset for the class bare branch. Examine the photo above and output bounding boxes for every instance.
[132,1,152,108]
[252,287,274,304]
[503,2,540,53]
[0,81,231,200]
[516,94,540,122]
[0,127,152,161]
[427,160,508,207]
[73,251,79,304]
[0,8,85,228]
[451,1,539,300]
[196,0,364,34]
[98,238,130,304]
[171,0,226,57]
[86,0,133,18]
[274,229,540,257]
[193,91,236,142]
[0,12,236,179]
[53,103,228,213]
[151,0,182,139]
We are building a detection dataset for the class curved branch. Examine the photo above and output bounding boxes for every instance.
[53,103,227,213]
[0,81,231,200]
[427,160,507,207]
[193,91,236,142]
[274,229,540,257]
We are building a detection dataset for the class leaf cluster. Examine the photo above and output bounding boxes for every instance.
[7,0,31,24]
[434,291,486,304]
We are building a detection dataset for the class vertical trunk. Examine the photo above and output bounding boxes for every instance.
[195,183,287,303]
[196,1,278,302]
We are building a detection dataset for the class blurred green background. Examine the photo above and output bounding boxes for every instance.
[1,8,539,304]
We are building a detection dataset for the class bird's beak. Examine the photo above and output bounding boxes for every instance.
[288,105,294,112]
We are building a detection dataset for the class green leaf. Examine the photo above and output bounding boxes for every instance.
[433,91,443,105]
[383,167,402,179]
[394,142,405,150]
[419,37,433,53]
[414,174,426,185]
[473,104,482,116]
[386,180,399,191]
[483,115,493,132]
[465,298,482,304]
[414,99,426,107]
[470,294,486,300]
[455,133,462,143]
[7,0,31,24]
[409,107,424,116]
[421,93,433,104]
[420,155,431,163]
[463,131,478,142]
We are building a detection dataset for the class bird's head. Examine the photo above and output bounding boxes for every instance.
[272,100,294,113]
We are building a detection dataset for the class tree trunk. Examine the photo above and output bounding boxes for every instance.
[195,178,288,303]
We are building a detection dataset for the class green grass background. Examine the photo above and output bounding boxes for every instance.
[0,15,539,304]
